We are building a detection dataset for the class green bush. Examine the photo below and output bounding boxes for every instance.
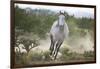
[27,50,43,62]
[15,5,95,65]
[15,6,94,39]
[83,51,94,60]
[42,51,51,61]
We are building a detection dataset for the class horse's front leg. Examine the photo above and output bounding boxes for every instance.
[49,42,56,60]
[49,35,53,50]
[49,42,55,56]
[54,41,63,60]
[49,35,54,55]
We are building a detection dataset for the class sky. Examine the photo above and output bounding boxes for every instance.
[15,3,94,18]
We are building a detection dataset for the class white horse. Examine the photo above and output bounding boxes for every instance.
[49,11,69,60]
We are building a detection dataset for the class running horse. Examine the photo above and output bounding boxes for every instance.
[49,11,69,60]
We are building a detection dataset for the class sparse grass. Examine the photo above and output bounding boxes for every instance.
[15,46,95,66]
[14,6,95,67]
[83,51,95,60]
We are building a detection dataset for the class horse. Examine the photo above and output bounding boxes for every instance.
[49,11,69,60]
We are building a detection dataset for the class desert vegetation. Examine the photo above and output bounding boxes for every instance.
[14,5,95,66]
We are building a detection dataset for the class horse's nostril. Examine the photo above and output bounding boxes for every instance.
[60,25,63,27]
[59,25,64,29]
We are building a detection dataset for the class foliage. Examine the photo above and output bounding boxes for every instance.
[15,6,94,39]
[83,51,95,60]
[15,47,95,65]
[59,47,94,61]
[14,5,95,65]
[15,6,57,38]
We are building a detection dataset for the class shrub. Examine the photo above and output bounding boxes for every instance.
[83,51,94,60]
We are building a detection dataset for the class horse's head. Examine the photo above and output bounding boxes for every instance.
[58,11,65,27]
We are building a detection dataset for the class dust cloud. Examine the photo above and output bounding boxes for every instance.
[31,32,94,54]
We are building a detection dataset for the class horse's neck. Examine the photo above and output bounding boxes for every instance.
[56,20,59,27]
[57,20,65,27]
[57,20,64,31]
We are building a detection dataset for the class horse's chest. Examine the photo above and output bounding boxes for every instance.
[52,27,65,40]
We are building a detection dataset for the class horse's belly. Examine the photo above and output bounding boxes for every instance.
[52,32,65,41]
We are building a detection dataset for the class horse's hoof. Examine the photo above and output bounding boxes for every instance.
[49,55,54,60]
